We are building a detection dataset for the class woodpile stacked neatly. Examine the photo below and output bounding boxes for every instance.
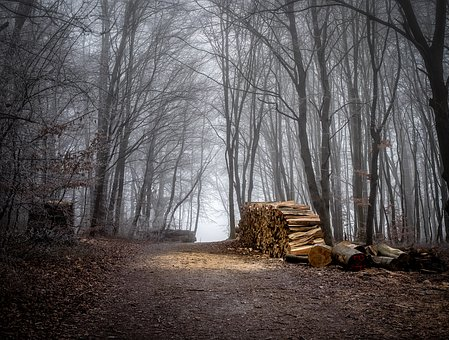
[238,201,447,273]
[238,201,325,258]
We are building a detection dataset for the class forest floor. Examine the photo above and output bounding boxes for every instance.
[1,237,449,339]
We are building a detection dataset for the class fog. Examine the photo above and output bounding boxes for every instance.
[1,0,448,246]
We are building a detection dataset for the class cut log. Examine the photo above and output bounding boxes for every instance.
[287,216,321,226]
[288,227,323,240]
[281,211,312,217]
[376,243,410,268]
[284,254,309,264]
[365,245,378,256]
[271,201,310,210]
[368,255,405,271]
[288,244,315,256]
[376,243,405,258]
[332,241,366,271]
[288,226,320,232]
[308,244,333,268]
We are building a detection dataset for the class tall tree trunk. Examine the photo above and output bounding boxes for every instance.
[162,126,187,231]
[364,6,400,245]
[396,0,449,216]
[311,2,333,244]
[90,0,111,235]
[220,5,236,239]
[131,139,155,233]
[286,1,333,245]
[341,13,366,241]
[90,0,137,235]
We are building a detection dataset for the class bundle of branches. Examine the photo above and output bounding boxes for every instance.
[238,201,324,258]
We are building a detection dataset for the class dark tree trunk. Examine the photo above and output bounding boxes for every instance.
[396,0,449,216]
[286,1,333,246]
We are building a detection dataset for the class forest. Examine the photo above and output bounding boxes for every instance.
[1,0,449,247]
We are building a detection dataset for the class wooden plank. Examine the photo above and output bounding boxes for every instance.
[278,208,313,215]
[289,237,315,248]
[288,227,323,240]
[287,216,321,223]
[288,244,315,256]
[287,221,321,227]
[271,201,310,210]
[288,226,319,232]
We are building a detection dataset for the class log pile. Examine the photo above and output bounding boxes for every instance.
[238,201,325,257]
[326,242,446,273]
[237,201,446,273]
[364,244,447,273]
[28,200,75,243]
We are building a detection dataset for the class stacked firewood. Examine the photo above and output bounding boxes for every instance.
[238,201,325,258]
[238,201,447,272]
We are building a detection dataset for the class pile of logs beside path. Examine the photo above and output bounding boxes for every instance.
[238,201,447,273]
[238,201,325,258]
[315,241,447,273]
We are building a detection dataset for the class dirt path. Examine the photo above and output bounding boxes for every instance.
[64,241,449,339]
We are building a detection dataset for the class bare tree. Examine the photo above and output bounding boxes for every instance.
[0,0,97,242]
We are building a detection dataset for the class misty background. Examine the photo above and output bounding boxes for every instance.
[1,0,448,246]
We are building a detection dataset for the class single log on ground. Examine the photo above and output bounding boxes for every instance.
[284,254,309,264]
[369,255,404,271]
[376,243,410,269]
[308,244,333,268]
[332,241,366,271]
[376,243,406,258]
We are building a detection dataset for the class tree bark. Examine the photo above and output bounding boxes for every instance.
[396,0,449,216]
[285,1,333,246]
[90,0,111,235]
[342,15,366,240]
[332,241,366,271]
